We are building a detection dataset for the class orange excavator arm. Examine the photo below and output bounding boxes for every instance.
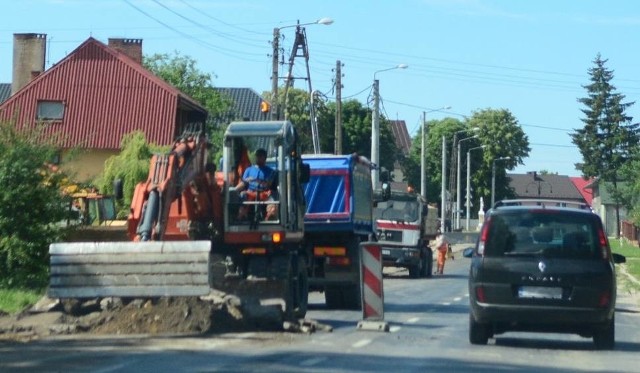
[128,129,222,242]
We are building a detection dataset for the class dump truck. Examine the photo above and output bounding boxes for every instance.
[302,154,383,309]
[374,190,439,278]
[49,121,310,320]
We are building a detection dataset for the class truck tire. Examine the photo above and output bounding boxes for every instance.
[325,286,344,309]
[421,248,433,278]
[342,283,362,310]
[325,285,362,310]
[409,262,421,279]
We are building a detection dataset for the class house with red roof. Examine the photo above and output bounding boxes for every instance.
[0,34,207,182]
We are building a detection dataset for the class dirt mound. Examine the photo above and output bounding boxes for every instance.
[81,297,218,335]
[0,292,291,341]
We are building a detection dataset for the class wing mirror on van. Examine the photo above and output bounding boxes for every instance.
[463,247,475,258]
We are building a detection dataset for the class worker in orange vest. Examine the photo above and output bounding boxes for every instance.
[434,233,450,275]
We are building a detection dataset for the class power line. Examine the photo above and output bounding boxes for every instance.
[122,0,265,62]
[150,0,266,48]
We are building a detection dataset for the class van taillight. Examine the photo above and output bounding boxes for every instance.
[478,217,491,256]
[598,290,611,307]
[476,286,486,302]
[597,227,610,260]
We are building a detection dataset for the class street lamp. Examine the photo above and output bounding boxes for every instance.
[420,106,451,199]
[271,18,333,120]
[466,145,486,231]
[491,157,512,207]
[456,132,478,230]
[371,63,408,189]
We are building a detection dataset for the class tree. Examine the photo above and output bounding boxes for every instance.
[572,54,639,237]
[95,131,166,218]
[403,117,466,204]
[404,110,529,216]
[467,109,529,208]
[0,121,69,288]
[143,52,233,161]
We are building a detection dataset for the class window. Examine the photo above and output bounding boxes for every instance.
[36,100,64,121]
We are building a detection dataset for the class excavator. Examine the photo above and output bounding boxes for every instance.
[49,121,310,320]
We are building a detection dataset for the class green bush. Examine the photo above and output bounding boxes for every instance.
[0,122,67,288]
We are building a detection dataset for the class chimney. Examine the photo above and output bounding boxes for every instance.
[108,38,143,64]
[12,33,46,95]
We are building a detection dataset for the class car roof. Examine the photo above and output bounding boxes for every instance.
[490,199,594,215]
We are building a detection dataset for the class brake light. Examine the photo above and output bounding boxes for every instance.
[598,290,611,307]
[478,217,491,256]
[597,227,610,260]
[475,286,486,302]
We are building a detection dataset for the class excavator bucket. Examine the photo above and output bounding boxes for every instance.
[49,241,211,299]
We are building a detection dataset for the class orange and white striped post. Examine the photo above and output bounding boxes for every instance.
[357,241,389,332]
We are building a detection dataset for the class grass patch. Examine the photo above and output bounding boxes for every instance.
[611,239,640,294]
[0,288,44,314]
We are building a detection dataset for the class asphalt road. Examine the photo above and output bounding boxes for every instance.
[3,253,640,372]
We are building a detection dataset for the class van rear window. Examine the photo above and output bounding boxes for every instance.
[484,211,600,259]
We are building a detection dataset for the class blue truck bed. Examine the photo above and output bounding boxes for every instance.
[302,154,374,235]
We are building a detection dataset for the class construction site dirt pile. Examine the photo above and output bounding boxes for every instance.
[0,295,283,341]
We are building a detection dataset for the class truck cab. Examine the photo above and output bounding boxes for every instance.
[374,191,438,278]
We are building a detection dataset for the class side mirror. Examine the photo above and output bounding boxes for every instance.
[463,247,475,258]
[612,253,626,264]
[113,179,124,200]
[300,163,310,184]
[380,182,391,201]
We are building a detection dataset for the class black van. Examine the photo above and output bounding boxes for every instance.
[464,199,626,349]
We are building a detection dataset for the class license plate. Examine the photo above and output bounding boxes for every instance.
[382,249,391,256]
[517,286,562,299]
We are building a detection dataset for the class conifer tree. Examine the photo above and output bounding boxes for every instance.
[572,54,639,237]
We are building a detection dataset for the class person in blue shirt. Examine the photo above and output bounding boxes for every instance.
[236,148,274,194]
[235,148,277,220]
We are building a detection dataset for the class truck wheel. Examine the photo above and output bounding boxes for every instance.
[342,283,362,310]
[325,287,344,309]
[422,248,433,278]
[409,263,421,278]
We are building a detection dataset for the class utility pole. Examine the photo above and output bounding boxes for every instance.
[282,24,321,153]
[334,60,343,155]
[371,78,380,189]
[270,28,280,120]
[448,134,457,228]
[441,135,447,234]
[420,111,426,198]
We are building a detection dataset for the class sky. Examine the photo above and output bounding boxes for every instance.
[2,0,640,177]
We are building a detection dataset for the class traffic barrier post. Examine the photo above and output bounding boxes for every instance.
[356,241,389,332]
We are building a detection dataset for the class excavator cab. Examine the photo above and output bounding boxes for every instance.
[221,121,307,237]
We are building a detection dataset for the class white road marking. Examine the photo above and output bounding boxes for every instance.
[407,317,420,323]
[389,325,402,333]
[352,339,372,348]
[300,357,327,366]
[441,302,451,306]
[453,297,462,302]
